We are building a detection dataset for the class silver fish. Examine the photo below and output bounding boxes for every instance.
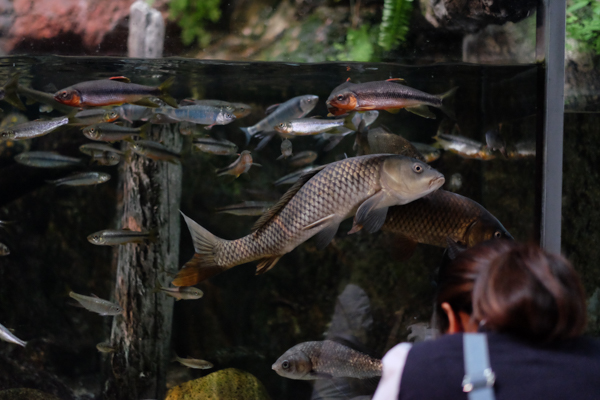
[0,242,9,256]
[14,151,82,168]
[114,104,153,123]
[411,142,441,163]
[153,105,236,129]
[275,118,350,137]
[216,201,273,216]
[240,95,319,141]
[192,137,238,155]
[288,150,317,168]
[272,340,381,380]
[0,117,69,141]
[83,122,150,142]
[47,172,111,186]
[91,152,121,166]
[152,282,203,301]
[97,342,117,353]
[87,229,157,246]
[79,143,125,157]
[17,84,73,114]
[277,139,293,160]
[0,322,26,347]
[73,109,119,125]
[275,166,322,186]
[174,355,214,369]
[433,133,496,160]
[69,292,123,316]
[130,140,180,164]
[507,141,536,159]
[181,99,252,119]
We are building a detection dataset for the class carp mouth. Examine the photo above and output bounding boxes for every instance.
[429,175,445,189]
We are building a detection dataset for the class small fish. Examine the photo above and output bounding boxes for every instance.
[182,99,252,119]
[39,104,53,113]
[152,282,203,301]
[0,242,9,256]
[216,201,274,216]
[288,150,317,168]
[114,104,153,123]
[178,121,195,136]
[47,172,111,186]
[446,173,463,192]
[411,142,441,163]
[274,117,352,137]
[272,340,382,380]
[79,143,125,157]
[87,228,157,246]
[72,109,119,125]
[54,76,177,108]
[507,141,535,159]
[0,117,69,141]
[69,292,123,316]
[14,151,82,168]
[240,95,319,142]
[485,127,506,157]
[277,139,293,160]
[433,133,496,160]
[83,122,150,142]
[192,137,238,155]
[321,111,380,151]
[173,355,214,369]
[172,155,444,286]
[326,79,456,119]
[0,322,26,347]
[97,342,117,353]
[356,126,424,160]
[216,150,260,177]
[91,152,121,166]
[274,166,321,186]
[153,105,236,129]
[1,74,26,110]
[130,140,180,164]
[17,84,73,114]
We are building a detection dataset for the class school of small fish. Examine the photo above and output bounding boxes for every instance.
[0,72,519,384]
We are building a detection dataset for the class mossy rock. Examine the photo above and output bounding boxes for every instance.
[166,368,271,400]
[0,388,61,400]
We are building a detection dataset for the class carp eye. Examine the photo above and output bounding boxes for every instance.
[494,231,502,239]
[60,91,68,98]
[413,164,424,173]
[282,360,290,369]
[337,95,344,101]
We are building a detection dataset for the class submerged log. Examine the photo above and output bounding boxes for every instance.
[103,124,182,399]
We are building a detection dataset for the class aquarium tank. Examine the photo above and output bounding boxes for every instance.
[0,0,597,399]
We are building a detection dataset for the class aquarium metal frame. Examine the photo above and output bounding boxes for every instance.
[535,0,566,254]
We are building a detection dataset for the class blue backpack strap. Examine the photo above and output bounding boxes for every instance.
[462,333,496,400]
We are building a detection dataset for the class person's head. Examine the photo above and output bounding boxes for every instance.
[435,240,587,343]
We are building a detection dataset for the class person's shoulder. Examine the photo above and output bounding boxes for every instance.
[408,333,464,361]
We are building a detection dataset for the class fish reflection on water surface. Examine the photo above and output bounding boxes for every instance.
[172,154,444,287]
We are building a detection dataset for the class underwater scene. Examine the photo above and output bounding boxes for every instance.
[0,54,595,400]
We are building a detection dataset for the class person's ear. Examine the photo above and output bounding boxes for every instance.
[441,302,463,334]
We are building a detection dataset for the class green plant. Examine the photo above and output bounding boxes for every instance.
[566,0,600,55]
[333,25,376,62]
[169,0,221,48]
[378,0,413,51]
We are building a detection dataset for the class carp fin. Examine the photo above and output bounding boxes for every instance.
[309,371,334,379]
[313,221,340,250]
[355,191,391,234]
[108,76,131,83]
[303,214,336,231]
[445,237,466,260]
[255,256,282,275]
[264,103,280,115]
[406,105,436,119]
[252,165,327,232]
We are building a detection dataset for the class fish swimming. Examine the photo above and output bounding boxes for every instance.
[182,99,252,119]
[54,76,177,108]
[1,74,26,110]
[0,242,9,256]
[79,143,125,157]
[411,142,441,163]
[69,292,123,316]
[83,122,150,142]
[326,79,456,119]
[152,282,203,301]
[288,150,318,168]
[172,154,444,286]
[321,111,379,151]
[192,137,238,155]
[240,95,318,142]
[173,355,213,369]
[274,117,353,137]
[507,141,535,159]
[72,109,119,125]
[47,172,111,186]
[216,150,260,177]
[0,322,26,347]
[0,117,69,141]
[17,84,73,114]
[97,342,117,353]
[216,201,274,216]
[114,104,153,123]
[153,105,236,129]
[272,340,381,380]
[87,229,157,246]
[433,133,496,160]
[378,189,513,254]
[277,139,293,160]
[130,140,180,164]
[14,152,82,168]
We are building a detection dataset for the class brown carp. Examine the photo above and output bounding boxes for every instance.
[377,189,512,255]
[272,340,381,380]
[172,154,444,286]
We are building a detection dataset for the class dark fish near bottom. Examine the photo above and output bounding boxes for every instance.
[272,340,382,380]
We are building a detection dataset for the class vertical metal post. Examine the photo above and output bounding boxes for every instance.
[535,0,566,253]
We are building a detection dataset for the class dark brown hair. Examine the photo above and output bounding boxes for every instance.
[472,242,587,342]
